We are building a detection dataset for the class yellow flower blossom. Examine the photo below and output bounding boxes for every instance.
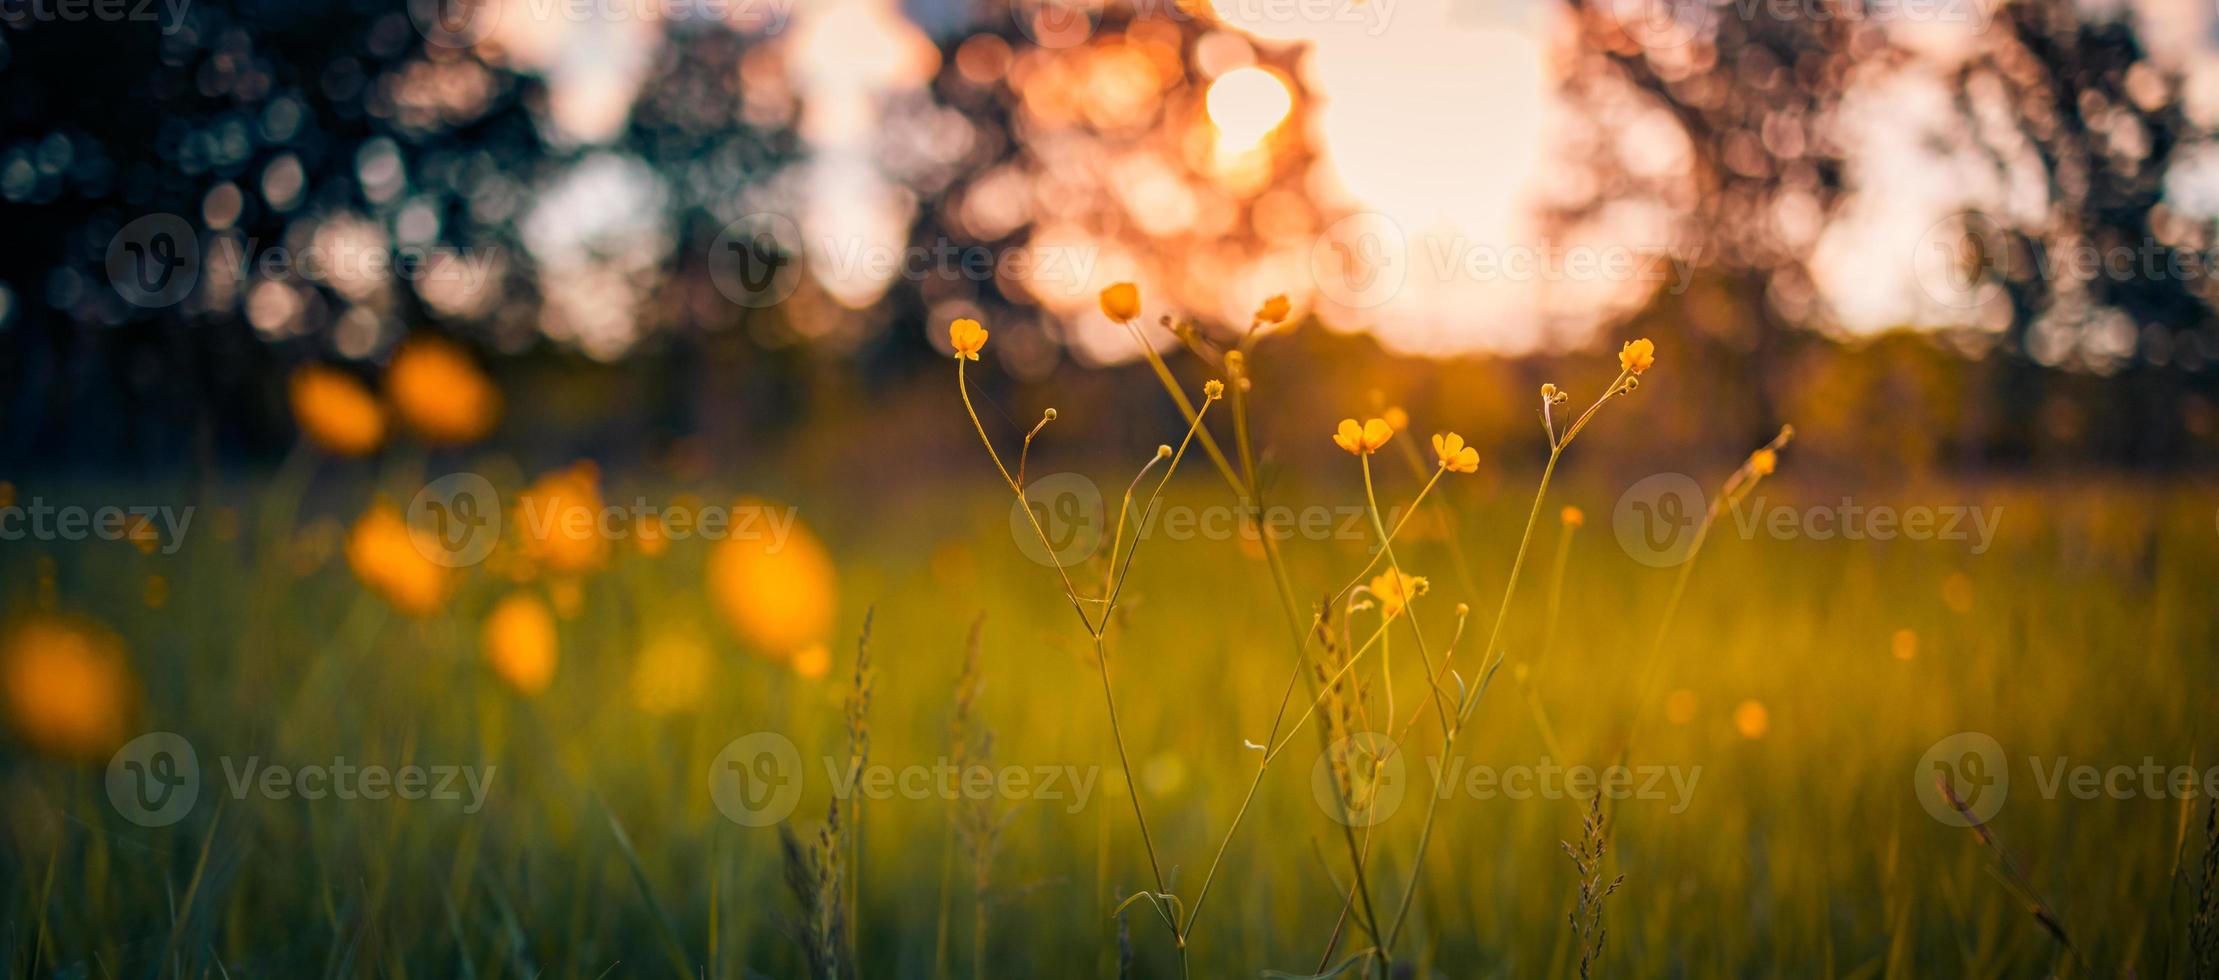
[709,499,837,659]
[1618,338,1656,376]
[1430,432,1479,473]
[347,501,452,617]
[1099,282,1140,322]
[1561,505,1584,528]
[482,591,558,695]
[1332,417,1394,455]
[387,335,501,445]
[289,365,386,456]
[515,462,609,575]
[949,318,988,361]
[1255,294,1290,324]
[1369,569,1429,620]
[1203,379,1225,400]
[0,615,136,761]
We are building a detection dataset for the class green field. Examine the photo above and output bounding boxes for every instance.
[4,450,2216,978]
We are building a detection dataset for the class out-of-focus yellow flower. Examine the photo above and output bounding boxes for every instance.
[1203,379,1225,400]
[1890,628,1918,661]
[1255,294,1290,324]
[347,502,452,617]
[1369,569,1428,619]
[708,500,837,659]
[632,630,712,714]
[515,462,608,574]
[1618,338,1656,375]
[1333,418,1394,455]
[1561,506,1584,528]
[1733,699,1770,739]
[387,336,501,445]
[482,591,557,695]
[1382,406,1409,432]
[1665,688,1698,725]
[289,365,385,456]
[1,615,136,761]
[1430,432,1479,473]
[1099,282,1140,322]
[1750,449,1778,476]
[949,318,988,361]
[791,643,831,680]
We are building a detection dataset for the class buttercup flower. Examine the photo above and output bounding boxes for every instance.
[482,591,558,695]
[0,615,136,761]
[1430,432,1479,473]
[950,318,988,361]
[515,462,609,574]
[1100,282,1140,322]
[1333,418,1394,455]
[1618,338,1656,375]
[709,499,837,659]
[289,365,386,456]
[1255,294,1291,324]
[1561,505,1585,528]
[347,501,452,617]
[1370,569,1429,620]
[388,335,501,445]
[1750,449,1777,476]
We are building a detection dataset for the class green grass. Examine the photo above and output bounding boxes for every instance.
[2,468,2215,978]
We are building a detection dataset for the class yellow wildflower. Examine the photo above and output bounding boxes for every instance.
[708,500,837,659]
[1618,338,1656,375]
[387,335,501,445]
[289,365,385,456]
[1203,379,1225,400]
[1255,294,1290,324]
[1332,417,1394,456]
[1099,282,1140,322]
[1430,432,1479,473]
[0,615,136,761]
[1369,569,1429,620]
[515,462,609,574]
[347,501,452,617]
[949,318,988,361]
[482,591,558,695]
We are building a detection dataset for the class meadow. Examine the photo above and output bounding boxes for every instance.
[3,329,2218,979]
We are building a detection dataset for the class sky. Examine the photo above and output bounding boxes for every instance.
[460,0,2219,359]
